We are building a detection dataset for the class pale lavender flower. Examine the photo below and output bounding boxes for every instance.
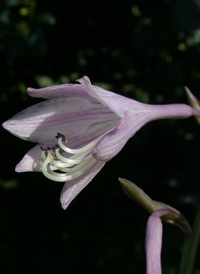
[2,76,200,209]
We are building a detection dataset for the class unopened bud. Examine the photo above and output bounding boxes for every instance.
[118,177,192,240]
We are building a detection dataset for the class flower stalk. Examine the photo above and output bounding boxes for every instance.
[119,177,194,274]
[179,201,200,274]
[118,177,192,238]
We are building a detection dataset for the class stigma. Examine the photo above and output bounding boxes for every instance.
[41,133,104,182]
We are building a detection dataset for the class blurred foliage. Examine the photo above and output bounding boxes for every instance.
[1,0,200,273]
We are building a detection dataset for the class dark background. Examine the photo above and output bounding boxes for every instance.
[1,0,200,273]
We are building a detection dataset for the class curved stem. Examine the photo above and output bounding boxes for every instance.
[179,201,200,274]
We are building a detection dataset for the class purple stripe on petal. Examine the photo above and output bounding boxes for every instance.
[27,83,91,99]
[94,111,147,161]
[15,120,119,173]
[95,103,200,161]
[27,76,115,102]
[3,97,120,144]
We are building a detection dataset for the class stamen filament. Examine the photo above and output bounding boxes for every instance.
[43,158,97,182]
[58,155,94,174]
[57,132,106,155]
[47,165,68,177]
[41,127,116,183]
[55,148,86,164]
[51,153,93,169]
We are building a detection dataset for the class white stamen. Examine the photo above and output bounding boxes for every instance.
[55,148,87,165]
[43,157,96,182]
[51,153,93,169]
[58,155,94,173]
[57,129,112,155]
[42,154,68,182]
[41,127,116,182]
[41,136,100,182]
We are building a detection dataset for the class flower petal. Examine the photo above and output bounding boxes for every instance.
[27,83,90,99]
[94,103,200,161]
[94,110,149,161]
[14,117,118,173]
[16,146,106,209]
[15,144,44,172]
[27,76,114,101]
[60,160,105,209]
[29,75,150,118]
[77,76,109,107]
[2,96,120,144]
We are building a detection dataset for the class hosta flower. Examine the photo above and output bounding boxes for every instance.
[2,76,200,209]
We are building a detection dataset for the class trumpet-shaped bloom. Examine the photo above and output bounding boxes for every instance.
[2,76,200,209]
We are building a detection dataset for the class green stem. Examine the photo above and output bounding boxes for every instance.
[179,201,200,274]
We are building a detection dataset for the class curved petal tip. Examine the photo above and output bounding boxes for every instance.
[15,145,43,172]
[60,160,105,209]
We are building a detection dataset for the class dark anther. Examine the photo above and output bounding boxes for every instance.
[53,144,65,156]
[50,145,59,152]
[47,146,54,150]
[41,146,55,156]
[40,146,48,157]
[56,133,66,141]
